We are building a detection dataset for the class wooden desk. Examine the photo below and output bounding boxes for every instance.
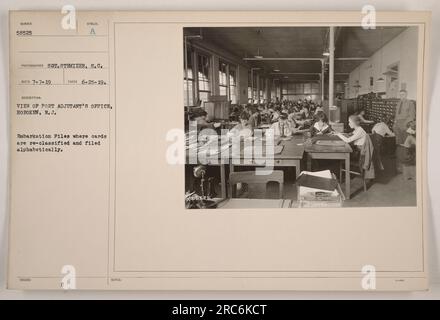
[304,136,353,199]
[229,136,305,178]
[187,136,306,199]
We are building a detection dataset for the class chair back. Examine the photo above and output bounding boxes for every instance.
[229,170,284,199]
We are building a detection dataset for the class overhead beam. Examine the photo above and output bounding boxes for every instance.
[243,57,323,61]
[335,57,369,61]
[244,57,368,61]
[277,78,320,81]
[270,72,321,75]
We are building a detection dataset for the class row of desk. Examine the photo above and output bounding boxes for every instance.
[187,134,353,200]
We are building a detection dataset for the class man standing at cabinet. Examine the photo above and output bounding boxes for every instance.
[393,89,416,171]
[394,89,416,144]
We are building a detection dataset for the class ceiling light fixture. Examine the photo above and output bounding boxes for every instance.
[322,51,330,57]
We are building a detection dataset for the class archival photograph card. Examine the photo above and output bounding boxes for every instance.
[7,10,430,290]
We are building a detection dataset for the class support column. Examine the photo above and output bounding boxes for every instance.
[256,74,260,104]
[329,26,335,107]
[266,78,270,103]
[250,68,254,103]
[212,56,220,96]
[321,59,325,103]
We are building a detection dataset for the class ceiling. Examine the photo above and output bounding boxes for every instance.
[185,26,407,82]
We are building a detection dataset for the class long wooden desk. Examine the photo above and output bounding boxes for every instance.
[187,134,353,201]
[229,136,305,178]
[304,137,353,199]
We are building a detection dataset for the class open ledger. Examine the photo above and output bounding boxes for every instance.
[8,10,430,290]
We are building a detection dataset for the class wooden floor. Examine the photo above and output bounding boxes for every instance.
[224,165,417,207]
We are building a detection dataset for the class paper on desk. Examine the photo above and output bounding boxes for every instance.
[298,170,339,196]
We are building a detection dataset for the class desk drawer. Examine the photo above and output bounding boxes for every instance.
[273,159,298,166]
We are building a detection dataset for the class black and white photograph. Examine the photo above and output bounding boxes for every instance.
[184,26,419,209]
[3,7,435,296]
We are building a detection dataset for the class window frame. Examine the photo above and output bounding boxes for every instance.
[281,81,320,100]
[184,47,196,107]
[218,60,238,105]
[197,52,212,105]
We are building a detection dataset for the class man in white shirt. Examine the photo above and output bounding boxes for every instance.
[372,120,395,137]
[270,113,297,137]
[357,110,374,124]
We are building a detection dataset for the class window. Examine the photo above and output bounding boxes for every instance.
[303,83,311,94]
[260,78,266,103]
[184,47,195,107]
[304,83,319,94]
[219,62,228,97]
[183,49,212,107]
[229,67,237,104]
[248,71,253,102]
[253,75,258,102]
[219,61,238,104]
[198,53,211,104]
[271,80,280,101]
[247,70,262,103]
[281,82,320,101]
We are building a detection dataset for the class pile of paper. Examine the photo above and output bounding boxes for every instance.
[297,170,343,207]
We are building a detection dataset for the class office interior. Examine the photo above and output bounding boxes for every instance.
[184,26,418,208]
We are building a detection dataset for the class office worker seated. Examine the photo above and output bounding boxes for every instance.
[229,112,253,139]
[287,109,298,124]
[335,115,375,180]
[271,107,281,123]
[394,89,416,145]
[335,115,367,148]
[248,106,261,131]
[402,120,416,149]
[310,111,333,137]
[298,105,312,120]
[314,105,324,115]
[296,105,314,128]
[270,113,298,137]
[229,106,241,122]
[192,110,219,132]
[401,120,416,168]
[400,121,416,179]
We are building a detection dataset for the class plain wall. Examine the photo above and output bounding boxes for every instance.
[348,26,419,100]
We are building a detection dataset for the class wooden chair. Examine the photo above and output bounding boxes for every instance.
[340,154,368,192]
[339,134,378,193]
[229,170,284,199]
